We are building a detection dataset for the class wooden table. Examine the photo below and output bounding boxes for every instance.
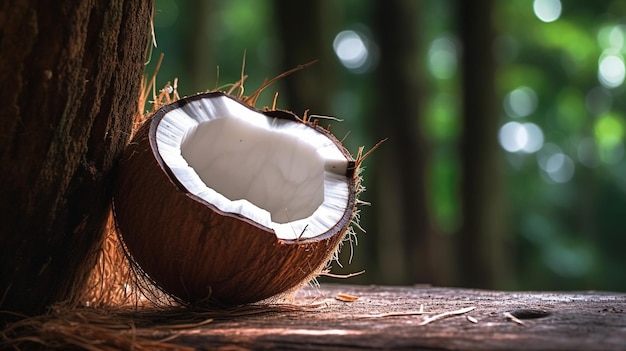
[166,284,626,350]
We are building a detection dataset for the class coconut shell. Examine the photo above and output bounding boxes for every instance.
[113,92,357,305]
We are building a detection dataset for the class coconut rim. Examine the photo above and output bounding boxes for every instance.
[146,91,357,243]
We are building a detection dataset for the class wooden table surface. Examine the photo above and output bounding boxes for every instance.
[162,283,626,350]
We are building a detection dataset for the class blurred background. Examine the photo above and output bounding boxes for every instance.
[148,0,626,291]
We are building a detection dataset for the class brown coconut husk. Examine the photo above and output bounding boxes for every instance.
[0,55,377,350]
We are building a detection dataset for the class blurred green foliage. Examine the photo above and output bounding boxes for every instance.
[149,0,626,291]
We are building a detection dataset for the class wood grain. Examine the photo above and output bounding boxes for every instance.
[161,284,626,350]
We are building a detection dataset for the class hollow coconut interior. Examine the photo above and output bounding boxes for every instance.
[155,94,351,240]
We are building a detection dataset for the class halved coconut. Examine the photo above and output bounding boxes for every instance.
[113,92,357,304]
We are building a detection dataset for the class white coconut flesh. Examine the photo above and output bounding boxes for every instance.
[155,95,351,241]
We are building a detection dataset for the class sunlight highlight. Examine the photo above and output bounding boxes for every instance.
[537,143,575,183]
[598,52,625,88]
[544,153,575,183]
[498,122,544,153]
[504,86,538,118]
[533,0,562,23]
[333,30,370,72]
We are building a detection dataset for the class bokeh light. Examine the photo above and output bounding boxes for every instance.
[333,30,370,73]
[498,121,544,153]
[521,123,544,153]
[608,26,624,49]
[597,25,626,50]
[537,143,561,170]
[427,36,458,80]
[598,52,625,88]
[537,143,575,183]
[543,152,575,183]
[594,113,625,164]
[503,86,538,118]
[533,0,562,23]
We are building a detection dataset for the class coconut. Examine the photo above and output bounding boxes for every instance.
[113,91,359,305]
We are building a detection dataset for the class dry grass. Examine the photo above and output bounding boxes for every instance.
[0,301,321,350]
[78,212,178,309]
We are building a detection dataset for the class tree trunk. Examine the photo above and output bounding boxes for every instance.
[457,0,510,289]
[371,0,452,285]
[273,0,339,116]
[0,0,152,316]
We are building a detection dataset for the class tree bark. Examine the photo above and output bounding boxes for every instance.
[457,0,510,288]
[0,0,152,316]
